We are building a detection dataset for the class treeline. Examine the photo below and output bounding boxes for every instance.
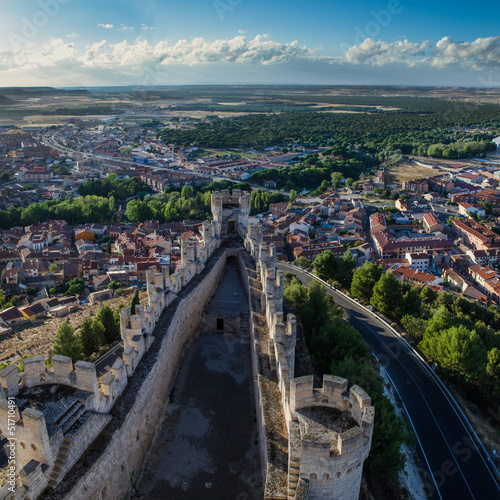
[52,303,127,362]
[284,276,407,479]
[78,174,151,201]
[0,196,117,228]
[0,178,259,229]
[250,146,377,191]
[427,140,497,159]
[125,186,212,223]
[160,101,500,151]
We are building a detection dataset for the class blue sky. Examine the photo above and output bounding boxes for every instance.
[0,0,499,86]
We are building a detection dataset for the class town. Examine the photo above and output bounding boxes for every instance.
[0,85,500,500]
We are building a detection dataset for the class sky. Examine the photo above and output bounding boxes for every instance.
[0,0,500,87]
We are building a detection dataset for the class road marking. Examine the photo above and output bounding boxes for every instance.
[384,370,444,500]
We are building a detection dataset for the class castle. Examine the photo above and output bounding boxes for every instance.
[0,189,373,500]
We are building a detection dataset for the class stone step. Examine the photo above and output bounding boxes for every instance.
[61,407,87,434]
[57,401,84,430]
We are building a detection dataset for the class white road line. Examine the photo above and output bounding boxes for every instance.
[360,320,476,500]
[384,370,444,500]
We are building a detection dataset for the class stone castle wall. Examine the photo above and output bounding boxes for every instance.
[60,250,227,500]
[245,219,375,500]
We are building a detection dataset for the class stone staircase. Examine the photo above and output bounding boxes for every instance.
[54,399,86,434]
[48,436,72,488]
[288,421,302,500]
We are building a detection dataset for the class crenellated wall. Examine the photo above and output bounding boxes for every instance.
[245,220,375,500]
[0,209,223,500]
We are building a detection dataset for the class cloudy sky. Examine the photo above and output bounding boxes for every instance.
[0,0,499,87]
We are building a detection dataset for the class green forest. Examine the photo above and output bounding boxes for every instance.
[160,98,500,155]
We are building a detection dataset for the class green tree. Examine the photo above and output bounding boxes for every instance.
[49,263,59,273]
[331,171,343,188]
[108,281,122,291]
[295,256,312,271]
[79,317,99,356]
[181,185,194,199]
[52,321,83,362]
[486,348,500,379]
[313,250,338,281]
[130,290,140,315]
[370,272,403,319]
[97,305,120,344]
[336,251,356,288]
[106,240,112,254]
[401,315,427,341]
[351,261,383,302]
[92,319,107,347]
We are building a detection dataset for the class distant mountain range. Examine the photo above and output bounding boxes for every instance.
[0,87,92,98]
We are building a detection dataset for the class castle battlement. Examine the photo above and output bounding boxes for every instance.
[0,210,224,499]
[246,219,375,500]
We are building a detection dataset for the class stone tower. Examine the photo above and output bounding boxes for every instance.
[211,189,251,237]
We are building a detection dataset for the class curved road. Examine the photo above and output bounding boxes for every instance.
[278,263,500,500]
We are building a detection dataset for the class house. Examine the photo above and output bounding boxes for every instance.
[456,173,484,185]
[370,213,386,235]
[402,178,429,194]
[18,306,36,321]
[422,213,444,233]
[293,242,345,262]
[458,202,486,218]
[29,302,46,319]
[452,219,500,250]
[0,307,24,326]
[391,267,443,287]
[406,252,430,271]
[75,229,95,242]
[372,230,451,259]
[93,274,111,291]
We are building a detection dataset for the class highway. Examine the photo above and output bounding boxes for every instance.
[277,263,500,500]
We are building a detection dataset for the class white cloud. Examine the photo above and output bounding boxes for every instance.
[118,24,134,31]
[343,36,500,70]
[345,38,430,66]
[2,33,500,87]
[141,24,155,31]
[66,33,80,39]
[431,36,500,70]
[0,35,313,72]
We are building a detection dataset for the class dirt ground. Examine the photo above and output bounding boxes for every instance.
[385,162,440,185]
[0,292,147,366]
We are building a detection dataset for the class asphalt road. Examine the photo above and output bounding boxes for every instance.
[278,263,500,500]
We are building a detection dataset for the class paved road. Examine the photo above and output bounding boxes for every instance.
[278,263,500,500]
